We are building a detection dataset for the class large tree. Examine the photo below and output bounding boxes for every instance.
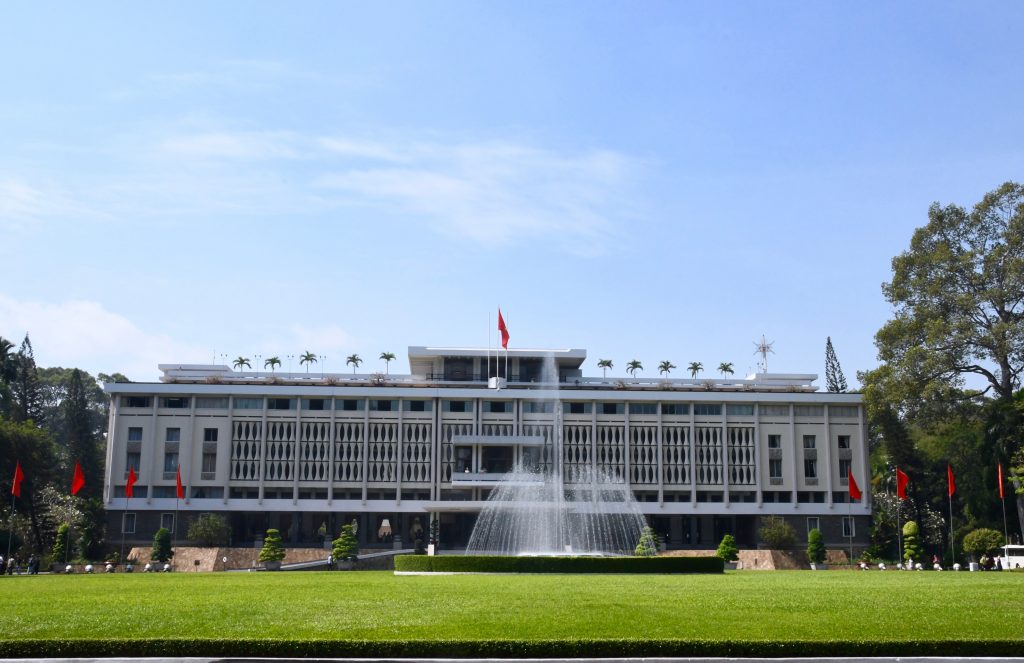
[825,337,848,393]
[11,334,43,424]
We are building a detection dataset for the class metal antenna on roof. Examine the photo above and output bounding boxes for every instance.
[753,335,775,373]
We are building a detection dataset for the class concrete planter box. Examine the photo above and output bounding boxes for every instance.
[810,563,829,570]
[263,560,282,571]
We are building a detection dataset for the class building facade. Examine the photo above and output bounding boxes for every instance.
[103,346,870,553]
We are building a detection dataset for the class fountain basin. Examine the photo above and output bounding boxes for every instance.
[394,555,724,574]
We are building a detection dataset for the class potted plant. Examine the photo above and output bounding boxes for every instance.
[331,524,359,570]
[634,526,659,557]
[807,528,827,569]
[716,534,740,569]
[259,528,286,570]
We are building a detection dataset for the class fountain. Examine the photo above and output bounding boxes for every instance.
[465,463,647,556]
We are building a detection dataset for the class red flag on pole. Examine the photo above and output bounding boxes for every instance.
[947,463,956,497]
[175,465,185,499]
[896,467,909,499]
[848,471,862,501]
[11,461,24,498]
[998,463,1005,499]
[71,462,85,496]
[126,466,137,499]
[497,309,509,349]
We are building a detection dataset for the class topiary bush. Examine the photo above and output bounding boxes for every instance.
[962,528,1003,561]
[635,526,659,557]
[716,534,739,562]
[806,528,826,565]
[902,521,924,564]
[258,529,286,563]
[151,527,174,563]
[52,523,70,564]
[332,524,359,562]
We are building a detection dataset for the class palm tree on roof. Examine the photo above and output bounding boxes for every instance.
[597,359,613,378]
[687,361,703,379]
[346,354,362,374]
[232,356,251,371]
[300,351,317,373]
[718,362,734,379]
[264,356,281,373]
[626,360,643,378]
[658,360,676,377]
[379,351,396,375]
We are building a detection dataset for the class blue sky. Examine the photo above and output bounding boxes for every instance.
[1,2,1022,383]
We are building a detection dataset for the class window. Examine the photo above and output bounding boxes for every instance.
[760,404,789,417]
[455,446,473,473]
[806,517,820,535]
[126,451,141,474]
[842,516,855,538]
[524,401,553,414]
[195,397,228,409]
[662,403,689,415]
[769,458,783,479]
[629,403,657,415]
[601,402,623,415]
[128,427,143,441]
[831,405,858,418]
[693,404,722,416]
[338,399,364,411]
[804,459,817,479]
[203,428,218,442]
[726,404,754,416]
[163,452,179,473]
[484,401,508,413]
[202,449,217,473]
[268,398,296,410]
[124,396,151,408]
[794,405,824,417]
[160,397,190,409]
[303,398,328,411]
[370,399,397,412]
[166,428,181,442]
[768,434,781,449]
[233,397,263,409]
[838,435,850,449]
[122,512,136,534]
[405,400,431,412]
[564,402,591,415]
[161,513,176,533]
[802,435,816,449]
[839,459,851,479]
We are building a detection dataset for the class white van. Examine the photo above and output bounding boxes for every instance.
[1001,544,1024,570]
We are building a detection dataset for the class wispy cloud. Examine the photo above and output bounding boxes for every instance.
[158,131,300,160]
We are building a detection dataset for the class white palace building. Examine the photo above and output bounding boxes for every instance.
[102,346,870,552]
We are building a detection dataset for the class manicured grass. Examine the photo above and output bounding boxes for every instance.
[2,570,1023,657]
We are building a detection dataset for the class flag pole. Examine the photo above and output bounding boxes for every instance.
[487,310,491,382]
[5,492,14,562]
[895,467,902,567]
[948,487,955,563]
[1000,463,1009,559]
[847,493,853,566]
[121,490,127,569]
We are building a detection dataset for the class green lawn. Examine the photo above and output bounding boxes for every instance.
[3,570,1023,657]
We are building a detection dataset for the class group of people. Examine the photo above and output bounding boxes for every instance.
[0,554,41,575]
[859,553,1006,571]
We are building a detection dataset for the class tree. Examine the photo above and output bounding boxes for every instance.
[902,520,924,564]
[232,356,251,371]
[759,516,796,549]
[379,352,396,375]
[11,334,43,424]
[259,528,286,563]
[687,361,703,379]
[187,513,232,546]
[626,360,643,377]
[0,416,59,551]
[332,523,360,562]
[634,525,658,556]
[716,534,739,562]
[658,361,676,378]
[64,369,102,501]
[718,362,734,379]
[151,527,174,563]
[346,354,362,374]
[825,337,848,393]
[962,527,1004,561]
[299,351,317,373]
[597,359,613,378]
[0,336,15,418]
[806,528,826,565]
[264,356,281,373]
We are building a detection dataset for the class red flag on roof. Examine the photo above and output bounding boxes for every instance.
[848,471,862,501]
[175,465,185,499]
[11,461,24,498]
[126,465,137,499]
[998,463,1005,500]
[947,463,956,498]
[896,467,909,500]
[497,309,509,349]
[71,462,85,496]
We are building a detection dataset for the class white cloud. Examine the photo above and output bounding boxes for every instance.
[0,295,206,382]
[158,131,300,160]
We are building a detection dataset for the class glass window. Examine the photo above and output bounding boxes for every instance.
[839,459,851,478]
[804,459,817,479]
[842,516,855,537]
[455,446,473,473]
[303,398,328,411]
[445,400,472,413]
[601,402,623,415]
[124,396,151,408]
[126,451,141,474]
[337,399,364,411]
[233,397,264,409]
[484,401,508,413]
[794,405,824,417]
[268,398,296,410]
[163,452,179,473]
[122,512,136,534]
[160,397,190,409]
[694,404,722,416]
[628,403,657,415]
[760,404,789,417]
[769,458,783,479]
[806,517,820,535]
[166,428,180,442]
[203,428,218,442]
[838,435,850,449]
[195,397,228,409]
[202,451,217,473]
[524,401,553,414]
[564,402,592,415]
[128,427,143,441]
[726,404,754,416]
[803,435,816,449]
[768,434,781,449]
[404,400,432,412]
[662,403,689,415]
[370,399,397,412]
[161,513,175,533]
[831,405,858,418]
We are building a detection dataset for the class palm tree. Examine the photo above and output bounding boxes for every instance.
[232,356,251,371]
[687,361,703,379]
[379,351,396,375]
[658,360,676,377]
[597,359,613,378]
[300,351,317,373]
[346,354,362,374]
[718,362,734,379]
[264,356,281,373]
[626,360,643,377]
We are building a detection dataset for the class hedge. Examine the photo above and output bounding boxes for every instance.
[2,638,1021,659]
[394,554,723,574]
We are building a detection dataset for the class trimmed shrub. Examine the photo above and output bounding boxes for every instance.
[187,513,231,547]
[151,527,173,563]
[52,523,70,564]
[332,524,359,562]
[759,516,796,549]
[962,528,1003,560]
[806,529,825,565]
[902,521,924,564]
[394,555,723,574]
[635,526,659,557]
[259,529,286,563]
[716,534,739,562]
